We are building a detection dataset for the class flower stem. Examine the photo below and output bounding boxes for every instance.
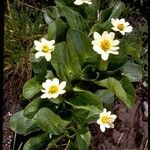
[98,59,108,71]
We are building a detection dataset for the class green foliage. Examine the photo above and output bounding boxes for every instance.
[4,4,45,67]
[23,77,42,99]
[35,108,70,135]
[9,0,147,149]
[9,111,38,135]
[95,77,135,108]
[76,127,91,150]
[23,134,50,150]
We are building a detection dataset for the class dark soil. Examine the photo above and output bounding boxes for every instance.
[3,60,32,150]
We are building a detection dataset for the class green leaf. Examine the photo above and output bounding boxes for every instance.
[66,90,102,123]
[9,111,38,135]
[23,98,52,119]
[57,5,89,30]
[85,0,100,23]
[121,62,144,82]
[123,31,144,59]
[107,40,127,71]
[29,53,48,74]
[81,65,99,81]
[68,142,78,150]
[45,70,54,79]
[67,29,98,65]
[73,106,101,124]
[76,127,91,150]
[95,77,135,108]
[126,46,141,59]
[43,8,53,25]
[24,98,42,119]
[35,108,70,135]
[51,42,82,82]
[47,18,68,41]
[43,6,62,20]
[23,77,41,100]
[23,133,50,150]
[67,90,103,110]
[95,90,114,109]
[45,135,66,150]
[107,1,125,21]
[89,1,125,36]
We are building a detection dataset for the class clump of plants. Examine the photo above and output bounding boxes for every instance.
[9,0,145,149]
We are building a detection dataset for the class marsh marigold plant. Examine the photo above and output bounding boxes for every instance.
[9,1,145,149]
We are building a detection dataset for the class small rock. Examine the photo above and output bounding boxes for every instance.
[143,101,148,118]
[143,81,148,87]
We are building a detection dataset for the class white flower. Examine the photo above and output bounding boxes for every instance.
[97,108,117,132]
[34,38,55,61]
[74,0,92,5]
[111,18,133,35]
[41,78,66,99]
[91,31,120,61]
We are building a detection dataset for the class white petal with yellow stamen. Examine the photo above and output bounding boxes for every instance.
[41,78,66,99]
[34,38,55,61]
[97,108,117,132]
[91,31,120,61]
[74,0,92,5]
[111,18,133,35]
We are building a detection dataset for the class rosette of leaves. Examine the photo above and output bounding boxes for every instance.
[9,0,144,149]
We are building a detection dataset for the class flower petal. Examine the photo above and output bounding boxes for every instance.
[85,1,92,4]
[42,82,50,90]
[110,46,119,50]
[109,123,114,128]
[111,18,116,26]
[35,52,45,59]
[41,94,48,99]
[93,45,105,54]
[41,38,47,43]
[111,115,117,120]
[102,31,108,38]
[120,31,125,35]
[120,18,125,23]
[59,81,66,89]
[93,32,102,41]
[101,53,109,61]
[45,53,51,61]
[109,32,115,40]
[108,50,119,55]
[51,93,59,99]
[74,0,84,5]
[100,125,106,132]
[34,40,42,51]
[47,40,55,46]
[52,78,59,85]
[59,90,66,94]
[97,119,101,125]
[112,40,120,46]
[112,27,119,31]
[125,26,133,32]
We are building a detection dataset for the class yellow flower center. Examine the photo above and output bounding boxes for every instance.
[48,85,58,94]
[42,45,49,52]
[101,116,109,124]
[100,40,111,51]
[117,24,124,31]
